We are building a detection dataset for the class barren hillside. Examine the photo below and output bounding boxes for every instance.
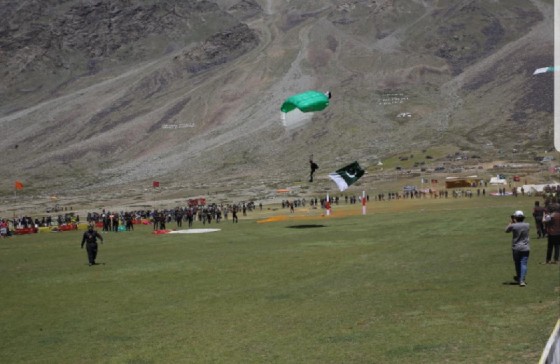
[0,0,554,205]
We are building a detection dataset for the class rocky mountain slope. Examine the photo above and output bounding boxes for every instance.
[0,0,554,200]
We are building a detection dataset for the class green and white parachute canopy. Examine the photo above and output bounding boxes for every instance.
[280,90,330,113]
[533,67,556,75]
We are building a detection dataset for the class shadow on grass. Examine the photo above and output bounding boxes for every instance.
[286,224,326,229]
[502,281,522,286]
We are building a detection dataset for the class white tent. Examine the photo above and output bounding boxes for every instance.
[520,183,560,194]
[520,185,544,194]
[489,176,507,185]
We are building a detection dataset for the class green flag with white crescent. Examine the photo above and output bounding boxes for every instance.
[328,161,365,191]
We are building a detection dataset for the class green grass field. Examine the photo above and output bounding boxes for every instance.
[1,196,558,363]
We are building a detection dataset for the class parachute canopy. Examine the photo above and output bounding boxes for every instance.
[533,67,556,75]
[280,90,330,113]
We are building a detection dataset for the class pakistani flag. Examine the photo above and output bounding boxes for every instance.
[329,161,365,192]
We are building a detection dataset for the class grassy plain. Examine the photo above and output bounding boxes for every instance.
[1,195,558,363]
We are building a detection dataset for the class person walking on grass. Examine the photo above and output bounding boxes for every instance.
[81,224,104,266]
[505,210,530,287]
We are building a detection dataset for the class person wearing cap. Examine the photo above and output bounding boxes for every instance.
[542,203,560,264]
[505,210,530,286]
[81,224,104,266]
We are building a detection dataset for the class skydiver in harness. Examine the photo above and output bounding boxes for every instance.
[309,154,319,182]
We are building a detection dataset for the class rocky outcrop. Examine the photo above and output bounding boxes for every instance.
[177,24,259,74]
[0,0,242,106]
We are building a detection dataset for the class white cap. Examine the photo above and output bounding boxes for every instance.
[513,210,524,217]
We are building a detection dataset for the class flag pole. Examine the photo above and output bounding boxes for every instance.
[14,181,19,203]
[13,182,18,226]
[362,190,366,215]
[152,181,160,209]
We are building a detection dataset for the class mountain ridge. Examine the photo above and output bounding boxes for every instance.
[0,0,554,202]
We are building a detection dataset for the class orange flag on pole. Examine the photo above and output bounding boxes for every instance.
[15,181,24,190]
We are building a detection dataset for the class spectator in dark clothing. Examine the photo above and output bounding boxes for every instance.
[533,201,546,239]
[543,203,560,264]
[232,205,238,223]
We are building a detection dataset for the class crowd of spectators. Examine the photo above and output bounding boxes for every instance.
[84,202,259,232]
[0,202,260,237]
[4,186,556,238]
[0,213,79,237]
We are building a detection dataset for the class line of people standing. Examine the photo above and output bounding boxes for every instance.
[534,200,560,264]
